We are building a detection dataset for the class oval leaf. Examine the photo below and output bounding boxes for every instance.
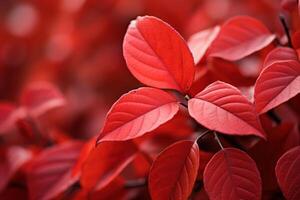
[254,60,300,114]
[188,81,265,138]
[123,16,195,93]
[188,26,220,64]
[81,141,137,191]
[97,87,180,142]
[27,141,83,200]
[148,140,199,200]
[208,16,275,61]
[263,47,298,69]
[204,148,262,200]
[275,146,300,200]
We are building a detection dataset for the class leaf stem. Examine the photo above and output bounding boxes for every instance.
[279,14,293,48]
[214,131,224,150]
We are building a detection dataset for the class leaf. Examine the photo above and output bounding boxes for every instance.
[97,87,180,142]
[204,148,262,200]
[123,16,195,93]
[27,141,83,200]
[254,60,300,114]
[0,103,17,134]
[207,16,275,61]
[20,82,66,117]
[188,26,220,64]
[80,141,137,191]
[188,81,265,138]
[263,47,298,69]
[275,146,300,200]
[148,140,199,200]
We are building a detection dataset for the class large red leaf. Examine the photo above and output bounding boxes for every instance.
[97,87,180,142]
[263,47,298,69]
[204,148,262,200]
[20,82,66,117]
[27,141,83,200]
[123,16,195,93]
[80,141,137,191]
[275,146,300,200]
[207,16,275,61]
[148,140,199,200]
[188,26,220,64]
[188,81,265,138]
[254,60,300,114]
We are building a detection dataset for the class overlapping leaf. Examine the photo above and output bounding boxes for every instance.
[148,140,199,200]
[275,146,300,200]
[204,148,262,200]
[123,16,195,93]
[263,47,298,69]
[97,87,180,142]
[208,16,275,61]
[254,60,300,114]
[188,81,265,138]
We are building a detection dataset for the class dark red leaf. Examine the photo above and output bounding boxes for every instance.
[188,81,265,138]
[204,148,262,200]
[275,146,300,200]
[97,87,180,142]
[0,103,17,134]
[148,140,199,200]
[254,60,300,114]
[208,16,275,61]
[123,16,195,93]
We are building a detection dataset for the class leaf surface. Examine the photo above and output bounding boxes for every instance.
[263,47,298,69]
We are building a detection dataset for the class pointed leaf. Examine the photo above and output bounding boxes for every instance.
[275,146,300,200]
[188,81,265,138]
[254,60,300,114]
[123,16,195,93]
[97,87,180,142]
[204,148,262,200]
[80,141,137,191]
[148,140,199,200]
[263,47,298,69]
[188,26,220,64]
[208,16,275,61]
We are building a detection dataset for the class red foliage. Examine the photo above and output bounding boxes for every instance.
[0,0,299,200]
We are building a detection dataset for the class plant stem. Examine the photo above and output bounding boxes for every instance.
[279,14,293,48]
[214,131,224,150]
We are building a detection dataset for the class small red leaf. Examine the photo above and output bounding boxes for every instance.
[80,141,137,191]
[208,16,275,61]
[27,141,83,200]
[188,26,220,64]
[97,87,180,142]
[21,82,66,117]
[275,146,300,200]
[204,148,262,200]
[254,60,300,114]
[188,81,265,138]
[263,47,298,69]
[123,16,195,93]
[148,140,199,200]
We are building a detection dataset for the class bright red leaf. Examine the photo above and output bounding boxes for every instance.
[148,140,199,200]
[123,16,195,93]
[254,60,300,114]
[188,81,265,138]
[188,26,220,64]
[204,148,262,200]
[97,87,180,142]
[275,146,300,200]
[263,47,298,69]
[80,141,138,191]
[208,16,275,61]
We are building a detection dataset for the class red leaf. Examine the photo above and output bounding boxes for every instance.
[20,82,66,117]
[204,148,262,200]
[123,16,195,93]
[188,81,265,138]
[148,140,199,200]
[80,141,137,191]
[254,60,300,114]
[27,141,83,200]
[0,103,17,134]
[208,16,275,61]
[188,26,220,64]
[275,146,300,200]
[97,87,180,142]
[263,47,298,69]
